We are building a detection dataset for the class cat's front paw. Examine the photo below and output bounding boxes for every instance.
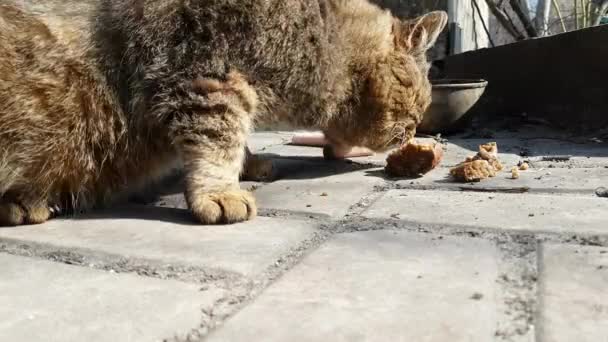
[187,190,257,225]
[0,202,51,226]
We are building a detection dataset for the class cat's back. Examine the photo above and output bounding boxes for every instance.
[1,0,94,51]
[0,2,58,89]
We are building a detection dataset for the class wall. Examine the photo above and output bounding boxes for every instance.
[439,25,608,132]
[449,0,491,53]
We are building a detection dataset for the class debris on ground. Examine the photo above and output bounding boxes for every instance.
[511,167,520,179]
[385,140,444,178]
[450,142,503,182]
[596,187,608,198]
[518,161,529,170]
[541,155,572,162]
[450,160,497,182]
[470,293,484,300]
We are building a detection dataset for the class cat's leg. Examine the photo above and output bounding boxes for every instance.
[176,72,258,224]
[241,145,275,182]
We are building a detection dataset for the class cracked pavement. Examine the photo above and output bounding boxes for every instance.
[1,129,607,342]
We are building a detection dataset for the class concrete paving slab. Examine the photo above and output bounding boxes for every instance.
[247,132,293,152]
[363,189,608,234]
[253,167,382,218]
[538,243,608,342]
[526,139,608,168]
[0,254,220,342]
[207,230,499,342]
[259,142,325,158]
[395,167,608,194]
[0,215,319,276]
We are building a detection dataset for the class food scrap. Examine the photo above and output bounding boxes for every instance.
[511,167,520,179]
[518,161,529,170]
[450,159,496,182]
[450,142,503,182]
[595,187,608,198]
[385,140,444,177]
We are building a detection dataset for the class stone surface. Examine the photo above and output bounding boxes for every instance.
[525,139,608,168]
[0,253,219,342]
[247,131,293,152]
[253,162,382,218]
[207,231,499,342]
[538,244,608,342]
[2,130,607,341]
[395,167,608,194]
[364,189,608,234]
[259,142,326,158]
[0,215,318,276]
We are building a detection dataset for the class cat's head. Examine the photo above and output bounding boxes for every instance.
[325,10,447,152]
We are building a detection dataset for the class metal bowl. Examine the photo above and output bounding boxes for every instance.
[417,79,488,134]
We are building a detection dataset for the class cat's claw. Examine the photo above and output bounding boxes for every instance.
[48,205,63,218]
[187,190,257,225]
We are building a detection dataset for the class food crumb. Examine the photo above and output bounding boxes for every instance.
[595,187,608,198]
[511,167,520,179]
[470,293,484,300]
[518,161,529,170]
[450,159,496,182]
[450,142,503,182]
[385,140,444,177]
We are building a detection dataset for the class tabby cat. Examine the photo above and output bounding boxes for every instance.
[0,0,447,225]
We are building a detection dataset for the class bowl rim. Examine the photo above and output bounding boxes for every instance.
[430,78,488,89]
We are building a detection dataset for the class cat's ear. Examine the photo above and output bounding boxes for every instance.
[395,11,448,53]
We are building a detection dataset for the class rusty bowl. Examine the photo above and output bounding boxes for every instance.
[418,79,488,134]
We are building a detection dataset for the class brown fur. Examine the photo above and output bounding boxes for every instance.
[0,0,447,225]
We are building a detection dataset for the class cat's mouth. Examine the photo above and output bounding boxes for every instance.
[365,129,409,152]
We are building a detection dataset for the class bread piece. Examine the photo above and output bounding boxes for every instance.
[511,166,520,179]
[385,141,444,177]
[449,141,505,182]
[449,160,496,182]
[470,142,503,171]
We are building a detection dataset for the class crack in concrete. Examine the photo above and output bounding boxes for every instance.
[494,235,538,342]
[2,152,605,342]
[337,217,608,247]
[172,187,386,341]
[0,238,244,287]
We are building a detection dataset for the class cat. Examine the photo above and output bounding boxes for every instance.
[0,0,447,226]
